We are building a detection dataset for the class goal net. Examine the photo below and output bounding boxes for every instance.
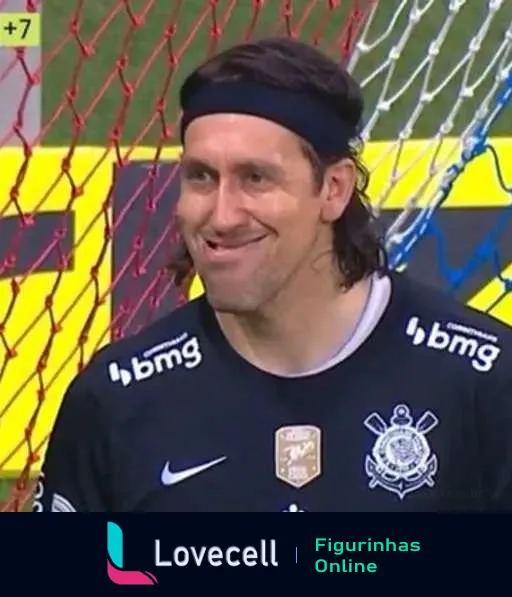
[0,0,511,511]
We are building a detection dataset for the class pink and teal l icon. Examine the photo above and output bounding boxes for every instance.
[107,522,158,585]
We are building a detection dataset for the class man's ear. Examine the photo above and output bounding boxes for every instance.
[320,158,356,223]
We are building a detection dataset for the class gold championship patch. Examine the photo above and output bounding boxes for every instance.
[275,425,322,488]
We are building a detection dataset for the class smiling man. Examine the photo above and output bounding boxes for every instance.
[33,37,512,512]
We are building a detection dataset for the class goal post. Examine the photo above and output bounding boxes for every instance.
[0,0,511,512]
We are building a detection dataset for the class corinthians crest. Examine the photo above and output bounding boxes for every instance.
[364,404,438,500]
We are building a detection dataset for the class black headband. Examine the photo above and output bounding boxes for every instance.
[179,80,354,158]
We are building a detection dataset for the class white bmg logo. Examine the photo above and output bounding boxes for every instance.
[405,316,501,373]
[108,333,203,386]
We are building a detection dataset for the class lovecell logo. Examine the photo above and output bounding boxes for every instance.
[107,522,158,585]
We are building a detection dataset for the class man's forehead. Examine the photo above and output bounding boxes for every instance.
[183,113,301,155]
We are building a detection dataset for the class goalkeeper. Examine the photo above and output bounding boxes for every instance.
[33,36,512,512]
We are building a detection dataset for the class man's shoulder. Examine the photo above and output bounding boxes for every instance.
[395,272,512,337]
[72,296,210,398]
[94,297,206,362]
[393,272,512,375]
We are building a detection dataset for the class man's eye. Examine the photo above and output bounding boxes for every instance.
[245,171,267,185]
[184,170,210,182]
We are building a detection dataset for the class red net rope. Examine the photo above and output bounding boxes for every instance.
[0,0,376,512]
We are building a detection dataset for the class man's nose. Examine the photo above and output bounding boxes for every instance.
[208,181,248,232]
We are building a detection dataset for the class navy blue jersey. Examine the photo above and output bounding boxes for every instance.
[32,272,512,512]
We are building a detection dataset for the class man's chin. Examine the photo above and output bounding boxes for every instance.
[204,287,259,315]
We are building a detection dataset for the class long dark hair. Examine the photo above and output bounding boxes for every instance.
[170,36,387,293]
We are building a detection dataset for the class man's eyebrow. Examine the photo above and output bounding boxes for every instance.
[180,157,284,177]
[234,159,284,177]
[180,156,215,170]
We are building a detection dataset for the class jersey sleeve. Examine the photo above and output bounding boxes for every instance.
[476,346,512,510]
[32,370,112,512]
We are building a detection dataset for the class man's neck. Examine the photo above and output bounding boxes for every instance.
[215,273,373,376]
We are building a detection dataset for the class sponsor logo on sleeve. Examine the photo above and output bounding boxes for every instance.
[405,316,501,372]
[108,332,203,387]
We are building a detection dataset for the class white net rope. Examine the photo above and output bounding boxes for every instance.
[346,0,512,271]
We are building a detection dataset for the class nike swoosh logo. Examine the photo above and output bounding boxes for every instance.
[161,456,227,486]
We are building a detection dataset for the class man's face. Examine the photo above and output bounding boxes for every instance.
[177,113,335,313]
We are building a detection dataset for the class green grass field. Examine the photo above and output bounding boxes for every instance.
[40,0,512,145]
[1,0,511,509]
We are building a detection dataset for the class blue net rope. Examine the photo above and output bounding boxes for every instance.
[386,72,512,313]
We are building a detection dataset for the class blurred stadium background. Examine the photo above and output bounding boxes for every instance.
[0,0,511,511]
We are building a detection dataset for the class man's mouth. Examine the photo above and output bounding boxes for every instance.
[204,237,265,250]
[201,235,267,261]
